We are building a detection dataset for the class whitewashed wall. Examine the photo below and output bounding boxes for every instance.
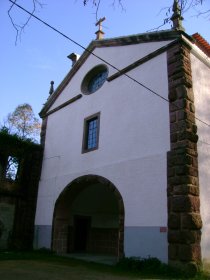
[191,51,210,261]
[35,40,171,260]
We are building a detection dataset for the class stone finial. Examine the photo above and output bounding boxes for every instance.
[67,53,80,67]
[171,0,185,31]
[49,81,54,95]
[95,17,106,40]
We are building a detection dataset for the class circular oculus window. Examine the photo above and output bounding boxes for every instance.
[81,64,108,94]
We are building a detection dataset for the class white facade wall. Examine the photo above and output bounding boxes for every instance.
[191,51,210,261]
[35,41,171,261]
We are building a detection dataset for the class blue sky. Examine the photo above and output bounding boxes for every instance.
[1,0,209,123]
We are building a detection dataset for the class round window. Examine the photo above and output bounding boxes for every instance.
[81,65,108,94]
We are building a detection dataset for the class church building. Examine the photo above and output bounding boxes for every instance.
[34,1,210,272]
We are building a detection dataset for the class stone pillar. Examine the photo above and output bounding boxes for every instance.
[40,117,48,147]
[167,40,202,274]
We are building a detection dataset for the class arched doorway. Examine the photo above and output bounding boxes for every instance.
[52,175,124,258]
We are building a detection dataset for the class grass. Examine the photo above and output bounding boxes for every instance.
[0,250,209,280]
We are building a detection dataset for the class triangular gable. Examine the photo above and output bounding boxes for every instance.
[40,29,193,118]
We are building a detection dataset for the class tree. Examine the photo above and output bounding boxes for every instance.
[2,103,41,143]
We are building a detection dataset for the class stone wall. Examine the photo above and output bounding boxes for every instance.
[167,39,202,274]
[0,132,42,250]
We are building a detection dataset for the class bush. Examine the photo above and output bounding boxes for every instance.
[116,256,181,277]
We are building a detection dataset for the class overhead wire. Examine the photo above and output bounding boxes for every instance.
[8,0,210,130]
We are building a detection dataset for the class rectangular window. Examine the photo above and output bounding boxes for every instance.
[82,113,100,153]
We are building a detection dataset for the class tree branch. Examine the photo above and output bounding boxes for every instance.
[83,0,124,22]
[8,0,44,45]
[151,0,207,34]
[8,0,19,45]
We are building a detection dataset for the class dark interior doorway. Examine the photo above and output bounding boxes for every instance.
[52,175,125,257]
[74,216,91,252]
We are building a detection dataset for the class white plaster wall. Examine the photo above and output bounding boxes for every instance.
[50,40,172,110]
[36,153,168,227]
[35,42,170,232]
[191,52,210,260]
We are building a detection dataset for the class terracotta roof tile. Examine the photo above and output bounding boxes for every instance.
[192,33,210,57]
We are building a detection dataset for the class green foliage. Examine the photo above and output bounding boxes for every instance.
[116,257,171,276]
[0,130,42,185]
[0,251,209,279]
[116,256,208,278]
[0,128,41,151]
[2,103,41,143]
[117,256,159,270]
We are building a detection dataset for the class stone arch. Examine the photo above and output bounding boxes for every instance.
[52,175,124,258]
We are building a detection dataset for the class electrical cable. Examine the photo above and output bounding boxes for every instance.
[8,0,210,129]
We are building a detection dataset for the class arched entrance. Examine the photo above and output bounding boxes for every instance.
[52,175,124,258]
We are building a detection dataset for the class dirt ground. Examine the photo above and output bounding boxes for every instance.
[1,258,209,280]
[0,260,141,280]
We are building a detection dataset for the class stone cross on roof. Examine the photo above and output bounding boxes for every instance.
[95,17,106,40]
[171,0,185,31]
[49,81,54,95]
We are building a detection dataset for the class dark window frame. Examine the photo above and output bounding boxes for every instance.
[81,64,108,95]
[82,112,100,153]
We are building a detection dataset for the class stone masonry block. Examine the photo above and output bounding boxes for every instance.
[168,230,181,243]
[167,185,173,197]
[170,112,177,122]
[168,230,201,244]
[168,166,175,177]
[178,131,198,143]
[171,133,178,143]
[168,88,177,101]
[186,112,196,123]
[180,230,201,244]
[177,154,192,165]
[173,185,200,196]
[168,244,179,260]
[192,157,198,168]
[176,85,194,102]
[190,103,195,113]
[181,213,202,230]
[177,110,187,121]
[176,166,198,177]
[179,244,201,262]
[169,103,178,113]
[171,195,200,212]
[175,165,188,176]
[168,213,181,229]
[168,175,198,186]
[170,122,178,133]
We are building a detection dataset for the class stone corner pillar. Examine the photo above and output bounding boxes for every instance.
[167,40,202,275]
